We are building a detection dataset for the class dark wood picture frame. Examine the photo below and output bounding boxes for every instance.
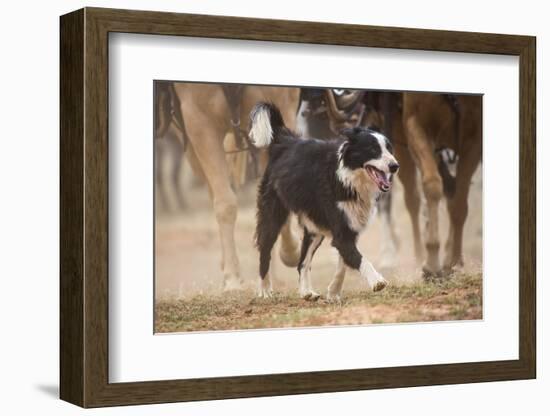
[60,7,536,408]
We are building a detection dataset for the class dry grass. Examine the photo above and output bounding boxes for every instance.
[155,272,482,333]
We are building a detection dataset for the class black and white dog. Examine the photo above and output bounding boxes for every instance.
[250,102,399,301]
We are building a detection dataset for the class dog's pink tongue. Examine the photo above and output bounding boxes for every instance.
[376,170,390,188]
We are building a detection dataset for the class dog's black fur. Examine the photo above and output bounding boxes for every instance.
[250,102,397,294]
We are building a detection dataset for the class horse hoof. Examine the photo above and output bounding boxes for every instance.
[326,292,343,304]
[258,288,273,298]
[223,276,244,292]
[301,291,320,301]
[422,267,443,281]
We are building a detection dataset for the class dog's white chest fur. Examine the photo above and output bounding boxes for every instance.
[336,168,379,233]
[337,198,376,232]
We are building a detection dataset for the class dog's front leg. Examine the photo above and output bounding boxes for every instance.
[332,238,387,292]
[359,258,388,292]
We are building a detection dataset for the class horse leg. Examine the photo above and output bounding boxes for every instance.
[378,192,399,271]
[377,93,400,271]
[395,142,423,264]
[297,229,323,300]
[276,217,300,268]
[185,140,210,194]
[182,107,242,291]
[171,136,187,210]
[155,138,171,212]
[443,142,481,272]
[327,254,347,302]
[405,115,443,277]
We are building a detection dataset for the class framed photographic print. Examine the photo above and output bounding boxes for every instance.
[60,7,536,408]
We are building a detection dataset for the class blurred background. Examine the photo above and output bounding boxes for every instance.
[154,84,482,301]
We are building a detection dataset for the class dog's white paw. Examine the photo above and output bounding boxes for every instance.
[372,274,388,292]
[300,290,320,301]
[361,260,388,292]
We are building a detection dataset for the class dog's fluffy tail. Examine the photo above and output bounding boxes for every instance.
[249,102,286,148]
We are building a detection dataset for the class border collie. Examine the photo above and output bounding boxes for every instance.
[249,102,399,301]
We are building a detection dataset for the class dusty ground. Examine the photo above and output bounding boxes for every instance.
[155,272,482,332]
[155,156,483,332]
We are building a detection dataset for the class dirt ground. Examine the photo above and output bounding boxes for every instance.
[155,272,482,332]
[154,156,483,332]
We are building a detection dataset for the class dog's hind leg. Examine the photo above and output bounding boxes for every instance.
[256,184,289,298]
[327,254,346,302]
[297,229,323,301]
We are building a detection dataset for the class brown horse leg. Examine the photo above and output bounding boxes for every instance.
[182,106,242,291]
[155,138,171,213]
[405,115,443,277]
[395,142,423,264]
[185,141,211,197]
[377,192,399,271]
[171,139,187,210]
[443,143,481,271]
[278,218,300,268]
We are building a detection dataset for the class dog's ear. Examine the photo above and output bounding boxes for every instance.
[339,127,362,143]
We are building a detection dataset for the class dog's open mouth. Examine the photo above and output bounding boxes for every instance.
[365,166,392,192]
